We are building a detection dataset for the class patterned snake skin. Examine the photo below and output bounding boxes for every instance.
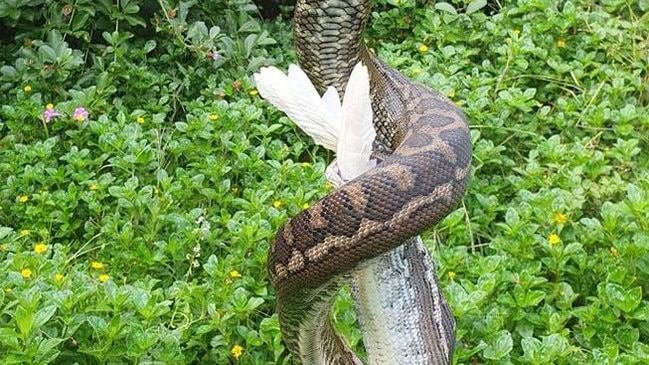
[267,0,472,363]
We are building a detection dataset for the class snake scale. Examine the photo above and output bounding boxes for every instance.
[266,0,472,364]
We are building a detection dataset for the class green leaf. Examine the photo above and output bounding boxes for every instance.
[131,287,151,310]
[39,45,57,63]
[71,12,90,31]
[633,342,649,361]
[238,19,261,33]
[0,65,17,78]
[209,26,221,38]
[603,337,619,360]
[521,337,542,363]
[34,305,57,330]
[15,306,35,337]
[245,296,265,311]
[640,0,648,11]
[541,334,570,359]
[504,207,520,227]
[0,226,12,239]
[102,31,115,45]
[203,255,219,277]
[629,302,649,320]
[187,21,209,42]
[0,328,20,349]
[615,325,639,347]
[605,283,642,313]
[86,315,108,333]
[482,330,513,360]
[244,34,257,57]
[466,0,487,15]
[237,325,263,346]
[144,40,157,53]
[36,337,65,357]
[523,290,545,307]
[563,242,583,256]
[434,2,458,14]
[210,334,226,349]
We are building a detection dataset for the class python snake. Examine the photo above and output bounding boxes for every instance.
[267,1,472,364]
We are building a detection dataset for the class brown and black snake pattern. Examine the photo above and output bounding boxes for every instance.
[267,0,472,363]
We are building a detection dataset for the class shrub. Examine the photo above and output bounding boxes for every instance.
[1,0,648,363]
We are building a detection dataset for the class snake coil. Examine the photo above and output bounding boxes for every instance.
[267,1,472,363]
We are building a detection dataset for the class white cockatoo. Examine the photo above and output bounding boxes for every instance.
[253,62,376,183]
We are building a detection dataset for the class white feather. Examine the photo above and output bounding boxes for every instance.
[254,65,341,151]
[254,62,376,183]
[338,62,376,180]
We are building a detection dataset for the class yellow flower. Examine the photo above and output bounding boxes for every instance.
[229,270,242,278]
[0,244,8,252]
[54,273,64,282]
[273,200,282,208]
[19,230,30,237]
[90,261,104,269]
[447,91,456,98]
[301,162,311,168]
[98,274,110,282]
[513,29,520,36]
[248,89,258,96]
[4,288,12,294]
[302,203,310,210]
[324,181,333,189]
[136,116,145,124]
[448,271,456,280]
[418,44,429,52]
[46,103,54,109]
[412,68,420,76]
[208,114,219,121]
[24,85,32,92]
[610,246,618,258]
[232,187,239,194]
[89,184,99,191]
[557,39,566,48]
[548,234,561,245]
[34,243,47,254]
[554,213,567,224]
[231,344,243,360]
[21,268,32,278]
[18,195,28,203]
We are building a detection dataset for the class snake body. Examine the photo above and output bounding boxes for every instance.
[267,0,471,363]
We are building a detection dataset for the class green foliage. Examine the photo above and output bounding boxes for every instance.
[1,0,648,363]
[368,1,649,363]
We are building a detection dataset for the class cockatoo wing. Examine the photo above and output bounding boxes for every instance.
[254,65,341,151]
[337,62,377,181]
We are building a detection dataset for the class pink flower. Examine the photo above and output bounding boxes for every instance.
[211,51,219,61]
[73,107,88,122]
[43,105,62,123]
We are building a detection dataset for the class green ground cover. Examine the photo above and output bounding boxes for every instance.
[0,0,648,363]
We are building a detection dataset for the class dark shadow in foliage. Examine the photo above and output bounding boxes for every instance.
[252,0,295,19]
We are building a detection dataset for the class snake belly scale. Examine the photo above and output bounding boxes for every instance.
[267,0,472,364]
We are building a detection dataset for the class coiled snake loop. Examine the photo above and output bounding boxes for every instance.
[267,1,472,364]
